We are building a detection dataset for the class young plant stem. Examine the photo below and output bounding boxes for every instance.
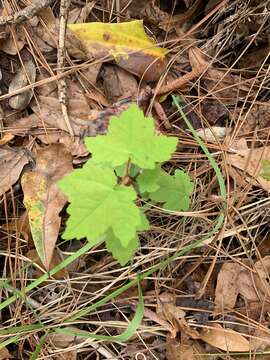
[121,158,132,185]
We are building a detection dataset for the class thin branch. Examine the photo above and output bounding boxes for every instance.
[0,0,54,26]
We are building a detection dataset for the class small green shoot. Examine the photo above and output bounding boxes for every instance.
[58,104,193,265]
[261,160,270,181]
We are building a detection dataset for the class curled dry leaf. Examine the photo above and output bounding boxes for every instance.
[9,59,36,110]
[68,20,168,82]
[0,146,30,195]
[200,323,250,352]
[21,144,73,270]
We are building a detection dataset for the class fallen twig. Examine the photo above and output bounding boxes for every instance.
[0,0,54,26]
[57,0,74,137]
[155,64,207,96]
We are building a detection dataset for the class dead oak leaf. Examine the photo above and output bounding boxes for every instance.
[0,146,30,195]
[22,144,73,270]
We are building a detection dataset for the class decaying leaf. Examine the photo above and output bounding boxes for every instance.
[68,20,167,82]
[214,262,242,313]
[227,145,270,191]
[1,26,25,55]
[0,347,12,359]
[9,59,36,110]
[102,64,138,103]
[200,323,250,352]
[250,328,270,351]
[22,144,73,270]
[0,146,30,195]
[237,102,270,135]
[166,337,208,360]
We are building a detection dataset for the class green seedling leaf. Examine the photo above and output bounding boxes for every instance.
[58,162,142,247]
[106,230,139,266]
[261,160,270,181]
[138,167,193,211]
[86,105,178,169]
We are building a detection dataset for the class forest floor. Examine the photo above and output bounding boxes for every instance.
[0,0,270,359]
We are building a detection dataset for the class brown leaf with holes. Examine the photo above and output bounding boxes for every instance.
[22,144,73,270]
[0,146,30,195]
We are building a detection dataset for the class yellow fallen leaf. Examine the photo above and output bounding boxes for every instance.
[68,20,167,82]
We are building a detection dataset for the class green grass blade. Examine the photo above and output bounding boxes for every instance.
[29,332,48,360]
[56,283,144,342]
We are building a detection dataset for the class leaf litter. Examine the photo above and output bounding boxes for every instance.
[1,0,270,358]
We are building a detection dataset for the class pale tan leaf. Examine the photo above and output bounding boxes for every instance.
[214,262,242,313]
[200,324,250,352]
[227,146,270,191]
[237,269,259,302]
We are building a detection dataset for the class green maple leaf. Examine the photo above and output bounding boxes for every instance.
[85,105,178,169]
[138,167,193,211]
[58,162,144,246]
[106,230,139,266]
[261,160,270,181]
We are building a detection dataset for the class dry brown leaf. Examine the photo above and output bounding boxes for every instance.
[47,328,82,347]
[22,144,73,270]
[0,347,12,359]
[166,337,209,360]
[214,262,242,313]
[254,256,270,298]
[9,59,36,110]
[237,269,260,302]
[250,328,270,351]
[37,132,88,157]
[27,249,68,280]
[227,146,270,191]
[166,337,194,360]
[200,323,250,352]
[102,65,138,103]
[0,26,25,55]
[237,102,270,135]
[0,146,30,195]
[31,80,99,137]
